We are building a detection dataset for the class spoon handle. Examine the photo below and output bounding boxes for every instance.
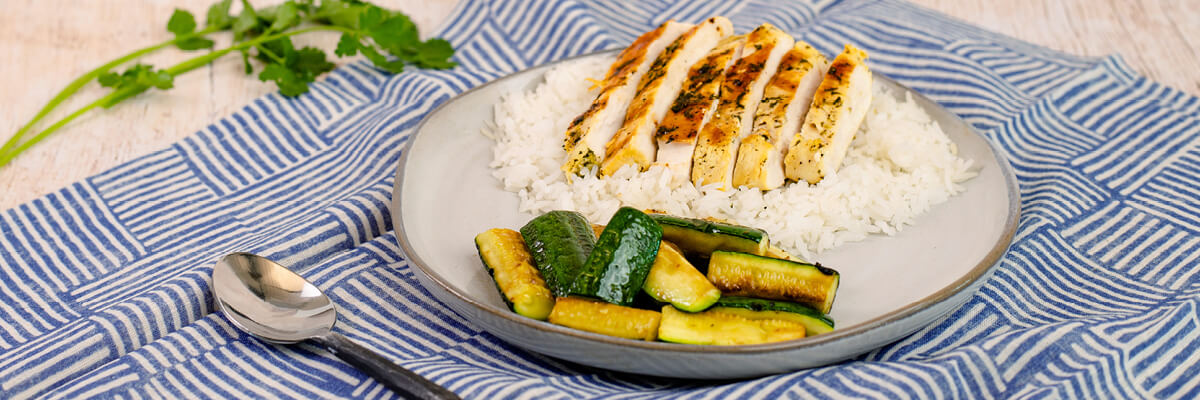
[313,332,460,400]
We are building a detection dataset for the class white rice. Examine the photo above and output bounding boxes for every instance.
[484,56,977,260]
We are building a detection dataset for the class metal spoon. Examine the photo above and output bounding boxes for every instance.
[212,252,459,400]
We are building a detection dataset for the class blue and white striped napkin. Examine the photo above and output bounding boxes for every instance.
[3,0,1199,398]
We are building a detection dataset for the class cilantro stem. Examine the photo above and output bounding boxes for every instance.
[255,44,287,64]
[168,26,353,75]
[0,26,351,169]
[0,26,222,160]
[0,95,117,168]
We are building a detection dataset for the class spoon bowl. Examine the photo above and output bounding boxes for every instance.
[212,253,337,343]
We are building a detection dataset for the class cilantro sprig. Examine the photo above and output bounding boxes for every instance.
[0,0,455,168]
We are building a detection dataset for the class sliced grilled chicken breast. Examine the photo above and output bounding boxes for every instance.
[601,17,733,176]
[732,41,829,190]
[562,21,694,176]
[690,24,794,189]
[784,44,872,185]
[654,34,746,181]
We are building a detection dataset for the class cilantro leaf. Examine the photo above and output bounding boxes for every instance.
[259,63,309,96]
[268,1,301,32]
[413,38,456,69]
[315,0,372,29]
[98,64,174,90]
[232,5,260,41]
[255,37,296,64]
[168,8,213,50]
[206,0,234,29]
[358,44,404,73]
[256,42,334,97]
[96,64,175,107]
[335,33,360,57]
[167,9,197,35]
[357,6,385,31]
[366,13,418,57]
[289,47,336,78]
[146,70,174,89]
[97,72,122,87]
[342,5,456,73]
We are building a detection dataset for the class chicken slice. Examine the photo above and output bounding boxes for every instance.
[562,21,694,176]
[732,41,829,190]
[601,17,733,176]
[690,24,794,189]
[784,44,872,185]
[654,34,746,181]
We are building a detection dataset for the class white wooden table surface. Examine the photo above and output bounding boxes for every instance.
[2,0,1197,209]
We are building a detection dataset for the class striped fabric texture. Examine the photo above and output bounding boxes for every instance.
[3,0,1199,398]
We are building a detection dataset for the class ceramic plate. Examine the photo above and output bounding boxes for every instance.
[390,51,1019,379]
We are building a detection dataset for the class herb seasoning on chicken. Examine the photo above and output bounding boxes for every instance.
[784,44,872,185]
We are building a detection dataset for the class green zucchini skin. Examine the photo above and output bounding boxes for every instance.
[713,296,834,335]
[629,291,664,310]
[519,211,596,297]
[707,251,840,314]
[649,214,769,257]
[570,207,663,306]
